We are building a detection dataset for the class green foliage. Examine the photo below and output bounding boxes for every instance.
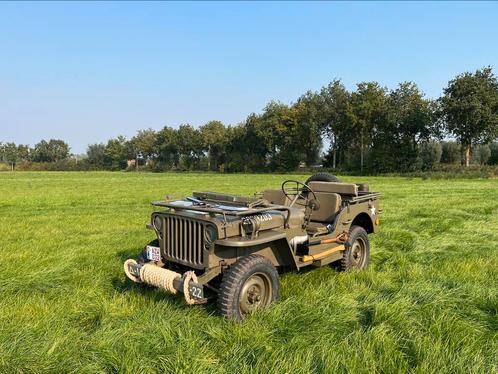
[351,82,389,172]
[31,139,70,163]
[155,126,180,170]
[318,80,354,169]
[294,91,325,166]
[473,144,492,165]
[176,124,204,170]
[441,141,461,164]
[440,67,498,166]
[130,129,157,159]
[0,142,22,164]
[16,159,91,171]
[86,143,106,168]
[200,121,228,171]
[1,172,497,372]
[4,67,498,173]
[489,142,498,165]
[225,121,267,172]
[385,83,438,172]
[104,136,131,170]
[419,141,442,170]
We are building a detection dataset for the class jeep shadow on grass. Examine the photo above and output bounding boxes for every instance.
[124,173,382,320]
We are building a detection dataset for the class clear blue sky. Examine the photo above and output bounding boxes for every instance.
[1,1,497,154]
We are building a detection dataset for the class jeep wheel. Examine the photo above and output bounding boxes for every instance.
[217,255,279,320]
[305,172,339,184]
[339,225,370,271]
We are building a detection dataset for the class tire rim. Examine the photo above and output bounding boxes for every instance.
[239,272,272,315]
[350,237,366,268]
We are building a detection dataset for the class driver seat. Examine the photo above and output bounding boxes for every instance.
[310,192,342,222]
[306,192,342,235]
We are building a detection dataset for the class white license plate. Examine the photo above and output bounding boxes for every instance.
[146,245,161,262]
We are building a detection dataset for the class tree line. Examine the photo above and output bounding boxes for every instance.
[2,67,498,173]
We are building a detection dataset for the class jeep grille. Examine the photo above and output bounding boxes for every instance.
[161,216,207,268]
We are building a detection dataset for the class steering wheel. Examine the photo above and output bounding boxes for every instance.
[281,179,317,208]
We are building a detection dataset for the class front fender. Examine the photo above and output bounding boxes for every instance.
[213,230,298,270]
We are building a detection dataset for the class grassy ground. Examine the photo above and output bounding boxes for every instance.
[0,172,497,373]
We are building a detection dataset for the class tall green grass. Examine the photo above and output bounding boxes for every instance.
[0,172,497,373]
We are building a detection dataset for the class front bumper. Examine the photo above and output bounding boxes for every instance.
[124,259,207,305]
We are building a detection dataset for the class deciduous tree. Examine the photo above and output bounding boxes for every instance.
[86,143,106,168]
[351,82,389,172]
[440,67,498,167]
[156,126,179,169]
[200,120,227,171]
[31,139,70,162]
[318,80,354,169]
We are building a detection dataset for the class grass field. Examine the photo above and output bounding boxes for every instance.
[1,172,497,373]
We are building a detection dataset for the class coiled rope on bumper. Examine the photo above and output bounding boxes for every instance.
[124,259,141,283]
[139,263,181,294]
[124,260,199,303]
[183,271,199,305]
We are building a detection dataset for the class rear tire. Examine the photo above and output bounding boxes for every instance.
[338,226,370,271]
[217,255,279,320]
[305,172,339,184]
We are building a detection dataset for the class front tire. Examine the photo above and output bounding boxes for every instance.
[217,255,279,320]
[339,226,370,271]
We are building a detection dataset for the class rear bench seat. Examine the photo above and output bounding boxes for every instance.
[308,181,358,196]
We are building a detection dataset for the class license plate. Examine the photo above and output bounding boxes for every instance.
[188,284,204,299]
[146,245,161,262]
[128,263,141,278]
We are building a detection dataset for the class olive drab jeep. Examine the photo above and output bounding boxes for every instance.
[124,173,382,320]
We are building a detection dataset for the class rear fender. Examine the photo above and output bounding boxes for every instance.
[351,212,375,234]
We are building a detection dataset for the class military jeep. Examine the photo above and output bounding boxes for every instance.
[124,173,381,320]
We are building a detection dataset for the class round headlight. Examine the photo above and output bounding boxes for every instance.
[204,225,217,247]
[153,215,162,231]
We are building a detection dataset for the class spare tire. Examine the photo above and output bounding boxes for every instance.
[305,172,339,185]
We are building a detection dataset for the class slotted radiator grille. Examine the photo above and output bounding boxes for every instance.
[162,216,206,268]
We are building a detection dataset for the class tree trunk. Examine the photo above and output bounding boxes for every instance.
[360,132,364,173]
[464,144,471,167]
[332,134,336,169]
[207,145,211,171]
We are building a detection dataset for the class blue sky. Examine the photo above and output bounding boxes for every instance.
[1,1,497,154]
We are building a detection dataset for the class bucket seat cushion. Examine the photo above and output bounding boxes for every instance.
[311,192,342,222]
[262,189,288,206]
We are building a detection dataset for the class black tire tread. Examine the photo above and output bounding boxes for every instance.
[339,225,370,271]
[217,254,279,320]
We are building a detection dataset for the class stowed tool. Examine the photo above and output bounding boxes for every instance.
[299,232,349,263]
[307,232,348,246]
